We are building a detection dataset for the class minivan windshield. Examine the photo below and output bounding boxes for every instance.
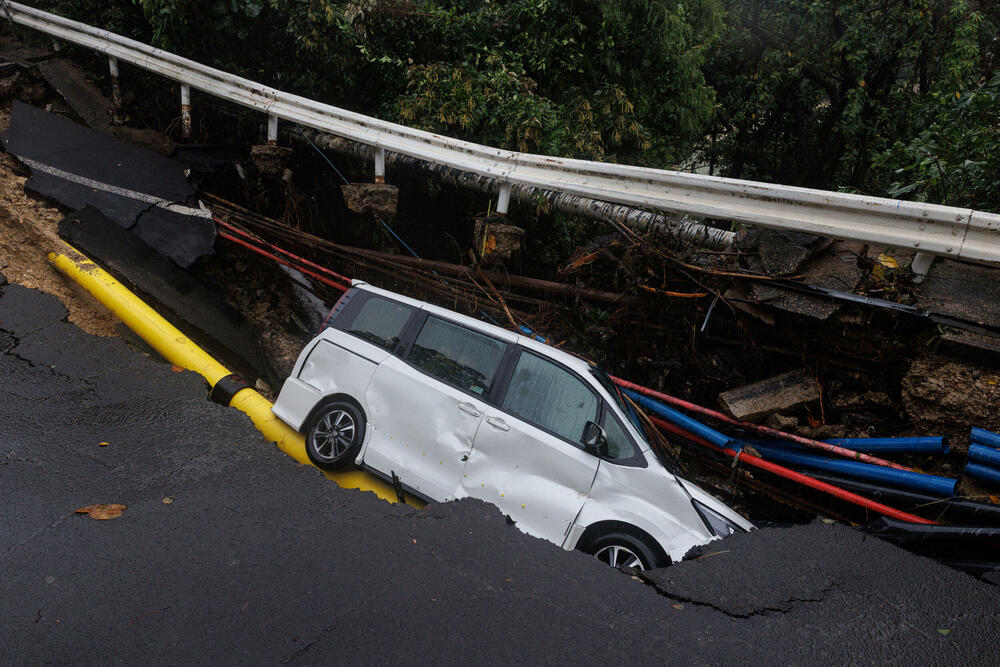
[590,368,649,446]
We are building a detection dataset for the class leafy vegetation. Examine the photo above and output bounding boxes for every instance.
[37,0,999,210]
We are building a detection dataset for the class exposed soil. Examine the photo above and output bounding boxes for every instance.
[0,104,120,337]
[903,354,1000,447]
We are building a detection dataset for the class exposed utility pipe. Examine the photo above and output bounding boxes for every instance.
[972,427,1000,449]
[822,437,949,454]
[615,379,913,471]
[748,442,957,498]
[290,129,736,250]
[964,462,1000,486]
[968,444,1000,469]
[644,413,937,525]
[47,242,416,507]
[805,471,1000,525]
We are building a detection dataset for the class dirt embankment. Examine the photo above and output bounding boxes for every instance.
[0,106,120,336]
[903,355,1000,446]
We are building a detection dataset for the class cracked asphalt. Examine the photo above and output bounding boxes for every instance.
[3,281,1000,664]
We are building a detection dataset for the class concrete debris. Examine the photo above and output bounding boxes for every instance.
[340,182,399,218]
[474,214,524,263]
[250,144,294,177]
[751,241,866,320]
[718,368,820,421]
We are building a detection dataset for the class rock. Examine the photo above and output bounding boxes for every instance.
[340,182,399,218]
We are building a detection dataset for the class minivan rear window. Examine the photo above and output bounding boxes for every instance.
[336,294,416,351]
[408,316,506,396]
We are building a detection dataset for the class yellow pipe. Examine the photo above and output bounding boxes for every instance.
[49,243,421,507]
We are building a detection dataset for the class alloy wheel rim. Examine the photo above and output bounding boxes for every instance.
[311,409,355,461]
[593,544,645,571]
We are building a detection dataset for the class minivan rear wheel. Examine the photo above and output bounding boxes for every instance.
[304,400,365,470]
[587,532,659,571]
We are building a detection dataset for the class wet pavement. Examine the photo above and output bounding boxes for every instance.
[3,282,1000,664]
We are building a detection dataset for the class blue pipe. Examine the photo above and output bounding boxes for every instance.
[965,462,1000,486]
[823,437,949,455]
[518,325,550,344]
[748,442,957,497]
[971,427,1000,450]
[623,389,736,451]
[968,444,1000,469]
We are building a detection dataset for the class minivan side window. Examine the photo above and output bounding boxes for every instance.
[408,316,507,397]
[337,294,415,351]
[502,352,598,443]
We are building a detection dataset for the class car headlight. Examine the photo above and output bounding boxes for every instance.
[692,499,748,537]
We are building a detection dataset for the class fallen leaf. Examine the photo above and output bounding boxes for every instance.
[74,503,127,520]
[989,495,1000,505]
[938,628,951,635]
[162,496,173,504]
[672,603,684,610]
[98,442,109,447]
[240,601,249,613]
[806,415,822,428]
[877,253,899,269]
[170,365,185,373]
[820,518,836,524]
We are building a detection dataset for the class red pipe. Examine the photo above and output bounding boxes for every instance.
[217,230,349,292]
[649,415,937,525]
[215,218,351,285]
[613,376,913,472]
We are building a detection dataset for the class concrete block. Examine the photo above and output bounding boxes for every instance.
[718,369,820,421]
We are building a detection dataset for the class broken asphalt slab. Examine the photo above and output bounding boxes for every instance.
[5,100,213,267]
[59,205,288,389]
[3,283,1000,663]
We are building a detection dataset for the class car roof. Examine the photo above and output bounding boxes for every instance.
[351,280,596,375]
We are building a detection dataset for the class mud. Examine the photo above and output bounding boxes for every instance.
[0,105,119,337]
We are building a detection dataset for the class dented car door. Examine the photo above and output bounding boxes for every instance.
[363,314,510,501]
[460,349,600,544]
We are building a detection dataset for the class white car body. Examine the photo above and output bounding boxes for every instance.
[272,281,753,566]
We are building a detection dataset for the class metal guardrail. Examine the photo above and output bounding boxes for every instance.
[9,2,1000,267]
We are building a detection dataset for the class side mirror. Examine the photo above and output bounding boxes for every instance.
[582,421,609,457]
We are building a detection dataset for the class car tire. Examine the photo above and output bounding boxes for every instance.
[587,532,661,571]
[303,400,365,471]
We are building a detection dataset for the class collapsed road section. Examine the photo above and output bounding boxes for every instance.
[3,280,1000,663]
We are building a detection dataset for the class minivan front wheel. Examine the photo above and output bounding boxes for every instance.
[304,401,365,470]
[587,532,659,571]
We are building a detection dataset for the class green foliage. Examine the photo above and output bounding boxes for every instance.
[875,72,1000,211]
[705,0,989,193]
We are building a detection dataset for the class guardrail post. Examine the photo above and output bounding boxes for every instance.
[911,252,935,282]
[267,113,278,145]
[180,84,191,139]
[108,55,123,125]
[496,182,512,216]
[374,147,386,184]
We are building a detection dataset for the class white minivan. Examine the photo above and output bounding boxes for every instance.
[272,281,752,569]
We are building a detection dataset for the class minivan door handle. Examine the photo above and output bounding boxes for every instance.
[485,416,509,432]
[457,402,482,418]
